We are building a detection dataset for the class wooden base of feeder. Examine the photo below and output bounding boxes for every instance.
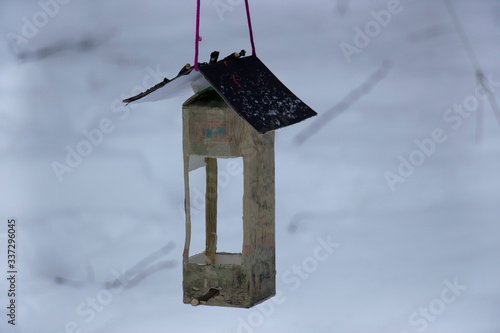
[183,252,276,308]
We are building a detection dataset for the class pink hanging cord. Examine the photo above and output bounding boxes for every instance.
[194,0,202,71]
[244,0,256,56]
[194,0,256,71]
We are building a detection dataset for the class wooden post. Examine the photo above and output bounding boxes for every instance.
[205,157,217,264]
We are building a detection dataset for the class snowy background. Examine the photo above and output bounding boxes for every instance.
[1,0,500,332]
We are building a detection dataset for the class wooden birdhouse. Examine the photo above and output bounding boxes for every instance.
[124,52,317,308]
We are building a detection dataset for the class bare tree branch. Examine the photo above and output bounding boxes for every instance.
[294,59,393,145]
[443,0,500,133]
[106,242,176,290]
[10,33,111,61]
[54,264,95,288]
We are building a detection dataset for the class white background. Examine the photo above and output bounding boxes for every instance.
[1,0,499,332]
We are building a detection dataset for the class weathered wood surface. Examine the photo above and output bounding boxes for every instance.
[183,259,251,307]
[205,157,217,264]
[182,89,276,308]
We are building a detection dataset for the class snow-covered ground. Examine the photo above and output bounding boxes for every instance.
[1,0,499,332]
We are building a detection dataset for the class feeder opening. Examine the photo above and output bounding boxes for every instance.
[187,157,244,265]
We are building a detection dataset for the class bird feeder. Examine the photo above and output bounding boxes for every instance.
[123,0,317,309]
[124,51,317,308]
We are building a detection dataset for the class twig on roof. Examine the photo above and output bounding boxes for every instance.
[123,77,171,104]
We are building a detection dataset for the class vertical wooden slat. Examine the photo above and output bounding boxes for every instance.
[182,109,191,260]
[205,157,218,264]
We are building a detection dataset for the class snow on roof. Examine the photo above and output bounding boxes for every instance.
[123,51,317,133]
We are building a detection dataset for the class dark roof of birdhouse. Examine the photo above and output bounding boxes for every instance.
[123,51,317,134]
